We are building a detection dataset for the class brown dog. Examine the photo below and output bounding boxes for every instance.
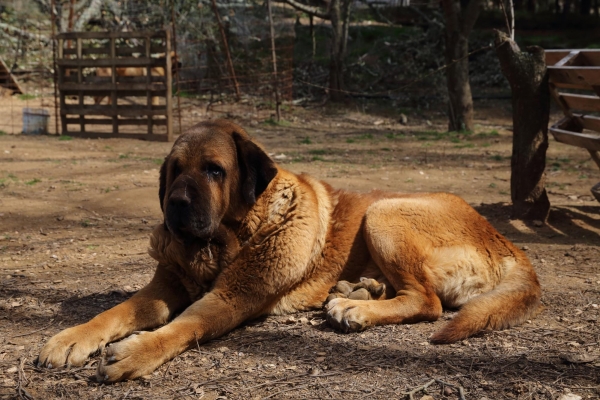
[93,51,181,106]
[37,119,541,382]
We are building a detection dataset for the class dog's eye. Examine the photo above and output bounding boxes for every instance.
[206,163,224,179]
[173,162,182,178]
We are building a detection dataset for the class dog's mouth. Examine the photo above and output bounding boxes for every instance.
[165,215,216,244]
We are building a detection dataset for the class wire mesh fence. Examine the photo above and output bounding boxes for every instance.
[0,0,57,135]
[170,0,295,132]
[0,0,299,138]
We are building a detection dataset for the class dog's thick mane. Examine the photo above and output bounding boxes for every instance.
[148,224,239,300]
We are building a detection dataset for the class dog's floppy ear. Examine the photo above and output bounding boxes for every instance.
[158,156,168,212]
[233,132,278,205]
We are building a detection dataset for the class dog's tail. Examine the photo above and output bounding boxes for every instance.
[430,256,542,344]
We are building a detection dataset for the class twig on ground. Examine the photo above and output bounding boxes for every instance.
[433,378,466,400]
[17,357,34,400]
[162,357,174,378]
[404,379,436,400]
[317,379,335,398]
[403,378,466,400]
[262,383,309,399]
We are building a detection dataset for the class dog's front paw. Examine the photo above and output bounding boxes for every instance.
[325,298,372,333]
[96,331,164,382]
[38,326,106,369]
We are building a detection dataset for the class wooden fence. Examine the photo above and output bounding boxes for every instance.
[56,30,173,141]
[546,49,600,201]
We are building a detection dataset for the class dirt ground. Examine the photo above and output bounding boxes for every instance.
[0,98,599,400]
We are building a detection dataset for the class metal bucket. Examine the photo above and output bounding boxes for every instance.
[22,108,50,135]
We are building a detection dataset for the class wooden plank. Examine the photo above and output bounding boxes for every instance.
[579,51,600,66]
[559,92,600,113]
[64,117,167,126]
[572,113,600,133]
[548,66,600,87]
[550,81,592,90]
[165,29,173,142]
[62,90,165,98]
[57,57,165,68]
[546,50,572,66]
[62,45,167,56]
[546,49,600,66]
[56,31,166,40]
[82,75,167,84]
[64,131,169,141]
[555,50,581,67]
[59,82,166,91]
[61,105,168,117]
[549,125,600,152]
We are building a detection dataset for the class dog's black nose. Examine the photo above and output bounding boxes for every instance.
[169,195,191,211]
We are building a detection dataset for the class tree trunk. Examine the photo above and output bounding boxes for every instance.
[495,30,551,221]
[328,0,346,102]
[444,32,473,131]
[282,0,352,102]
[442,0,482,132]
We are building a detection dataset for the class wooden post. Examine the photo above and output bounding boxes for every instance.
[51,0,60,135]
[165,29,173,142]
[110,37,118,136]
[170,4,183,135]
[146,35,153,136]
[210,0,241,101]
[267,0,281,121]
[76,37,84,133]
[58,38,67,135]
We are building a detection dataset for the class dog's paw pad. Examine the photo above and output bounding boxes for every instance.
[327,278,386,303]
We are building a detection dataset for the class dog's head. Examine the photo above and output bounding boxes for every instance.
[159,119,277,242]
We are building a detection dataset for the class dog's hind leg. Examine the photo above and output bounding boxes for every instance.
[326,198,448,333]
[325,270,443,332]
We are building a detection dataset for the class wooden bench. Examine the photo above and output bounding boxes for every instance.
[546,49,600,202]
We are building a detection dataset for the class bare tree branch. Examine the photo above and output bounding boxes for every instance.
[279,0,330,20]
[359,0,395,25]
[409,5,444,28]
[0,22,50,43]
[30,0,52,14]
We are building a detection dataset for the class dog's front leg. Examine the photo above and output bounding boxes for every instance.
[96,288,258,381]
[98,208,318,382]
[38,266,190,369]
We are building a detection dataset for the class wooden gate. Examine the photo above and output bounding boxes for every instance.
[546,49,600,202]
[56,30,173,141]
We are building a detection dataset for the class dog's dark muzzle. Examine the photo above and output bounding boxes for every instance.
[165,179,212,239]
